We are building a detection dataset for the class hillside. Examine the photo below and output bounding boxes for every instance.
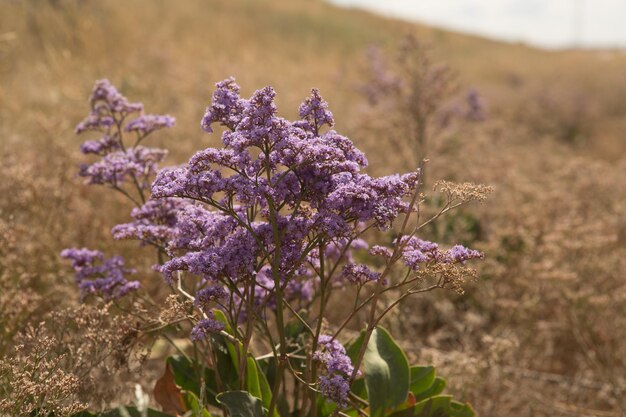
[1,1,625,416]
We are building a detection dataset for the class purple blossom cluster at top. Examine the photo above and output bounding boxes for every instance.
[74,79,174,189]
[148,78,420,293]
[66,77,486,363]
[313,335,358,407]
[60,248,140,300]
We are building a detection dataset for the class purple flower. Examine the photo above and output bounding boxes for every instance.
[112,198,188,247]
[369,245,393,259]
[297,88,334,132]
[79,147,167,188]
[195,285,228,309]
[125,114,176,135]
[149,79,424,294]
[341,263,381,285]
[190,313,225,341]
[319,375,350,408]
[88,79,143,115]
[444,245,484,264]
[75,114,115,134]
[201,77,249,133]
[314,335,357,408]
[74,80,172,199]
[398,237,483,270]
[359,45,402,105]
[79,135,120,155]
[465,88,487,122]
[60,248,139,300]
[399,237,442,270]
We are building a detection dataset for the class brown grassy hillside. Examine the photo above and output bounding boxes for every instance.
[1,1,625,416]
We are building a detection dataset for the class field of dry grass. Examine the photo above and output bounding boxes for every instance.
[1,0,625,416]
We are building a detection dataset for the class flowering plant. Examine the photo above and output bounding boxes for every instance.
[64,78,488,417]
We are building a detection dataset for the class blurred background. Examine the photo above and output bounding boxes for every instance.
[0,0,625,416]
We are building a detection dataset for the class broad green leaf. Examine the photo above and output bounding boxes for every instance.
[413,377,446,403]
[215,391,264,417]
[409,366,436,396]
[364,327,410,417]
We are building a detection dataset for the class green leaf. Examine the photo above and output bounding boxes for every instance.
[409,366,436,396]
[255,359,277,416]
[412,396,451,417]
[413,378,446,403]
[212,309,234,335]
[211,309,240,372]
[215,391,264,417]
[387,396,452,417]
[346,330,366,364]
[364,327,410,417]
[345,330,367,399]
[448,401,475,417]
[184,391,212,417]
[246,356,263,402]
[317,394,338,417]
[350,377,367,400]
[166,355,220,406]
[167,355,202,396]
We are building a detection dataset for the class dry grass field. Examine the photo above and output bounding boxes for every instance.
[1,0,625,416]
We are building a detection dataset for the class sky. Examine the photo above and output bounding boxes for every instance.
[328,0,626,49]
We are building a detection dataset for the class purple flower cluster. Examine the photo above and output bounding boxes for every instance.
[60,247,140,300]
[395,237,483,271]
[80,135,120,155]
[190,312,225,341]
[150,78,419,293]
[112,198,187,248]
[297,88,335,133]
[78,147,167,188]
[359,45,402,105]
[341,263,381,285]
[75,79,143,134]
[125,114,175,135]
[74,80,173,189]
[313,335,357,407]
[465,88,487,122]
[194,285,229,310]
[247,267,316,314]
